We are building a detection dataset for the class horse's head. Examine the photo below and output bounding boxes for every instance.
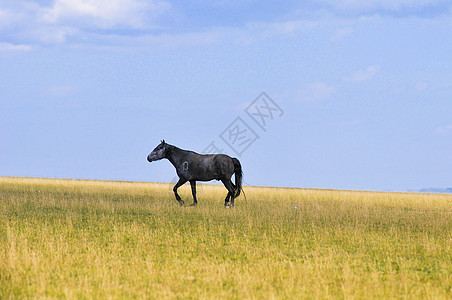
[147,140,170,162]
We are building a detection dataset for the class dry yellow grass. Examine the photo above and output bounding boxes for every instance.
[1,177,451,298]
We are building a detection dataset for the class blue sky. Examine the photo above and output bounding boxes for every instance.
[1,0,451,191]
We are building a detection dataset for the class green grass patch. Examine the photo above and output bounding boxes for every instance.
[1,177,451,298]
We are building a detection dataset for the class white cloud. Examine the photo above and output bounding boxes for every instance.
[317,0,448,12]
[297,82,336,102]
[0,8,19,30]
[0,42,33,51]
[390,81,429,94]
[42,0,170,29]
[76,29,224,51]
[328,119,364,126]
[330,27,354,41]
[343,65,381,82]
[68,18,320,50]
[414,81,428,91]
[390,85,406,94]
[0,3,42,31]
[0,0,171,46]
[215,20,320,46]
[434,124,452,135]
[245,20,318,37]
[31,26,80,44]
[47,85,79,97]
[2,0,446,50]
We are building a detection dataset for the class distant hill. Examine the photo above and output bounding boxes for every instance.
[417,188,452,194]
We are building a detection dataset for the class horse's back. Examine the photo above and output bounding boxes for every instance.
[191,153,234,180]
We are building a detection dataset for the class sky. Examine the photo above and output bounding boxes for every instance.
[0,0,451,192]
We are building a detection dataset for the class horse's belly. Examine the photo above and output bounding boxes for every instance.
[196,172,219,181]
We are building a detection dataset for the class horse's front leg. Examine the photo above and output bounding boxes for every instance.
[173,178,187,206]
[189,180,197,206]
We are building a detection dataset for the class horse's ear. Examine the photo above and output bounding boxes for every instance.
[162,139,165,145]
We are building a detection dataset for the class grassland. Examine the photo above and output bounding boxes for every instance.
[0,177,451,299]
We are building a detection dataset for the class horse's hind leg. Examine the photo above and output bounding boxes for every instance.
[224,192,231,207]
[228,179,236,207]
[173,178,187,206]
[189,180,197,206]
[222,179,235,207]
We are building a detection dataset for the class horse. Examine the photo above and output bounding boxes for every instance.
[147,140,243,207]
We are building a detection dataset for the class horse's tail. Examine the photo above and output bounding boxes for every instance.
[232,158,245,199]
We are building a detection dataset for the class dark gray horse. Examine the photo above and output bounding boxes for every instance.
[147,140,243,207]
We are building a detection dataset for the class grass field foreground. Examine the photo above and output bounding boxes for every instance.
[0,177,451,298]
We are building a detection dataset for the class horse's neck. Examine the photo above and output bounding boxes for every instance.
[167,146,188,167]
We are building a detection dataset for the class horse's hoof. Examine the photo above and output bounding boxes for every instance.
[190,202,197,207]
[179,200,185,206]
